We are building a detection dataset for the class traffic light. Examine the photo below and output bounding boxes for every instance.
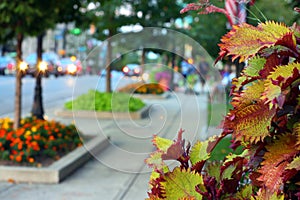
[70,28,81,35]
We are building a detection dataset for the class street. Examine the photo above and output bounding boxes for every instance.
[0,74,138,118]
[0,74,209,199]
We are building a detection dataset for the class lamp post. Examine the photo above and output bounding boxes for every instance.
[31,60,47,120]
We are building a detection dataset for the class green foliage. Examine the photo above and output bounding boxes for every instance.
[146,8,300,200]
[65,90,145,112]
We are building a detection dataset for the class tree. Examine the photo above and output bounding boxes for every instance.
[81,0,134,92]
[0,1,45,129]
[248,0,295,26]
[29,0,84,120]
[0,0,84,126]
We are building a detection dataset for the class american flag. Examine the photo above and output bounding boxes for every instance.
[225,0,248,27]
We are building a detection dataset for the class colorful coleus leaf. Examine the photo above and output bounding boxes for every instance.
[223,101,276,143]
[161,167,205,200]
[218,21,295,62]
[152,135,173,152]
[189,135,221,171]
[220,156,245,194]
[243,56,266,78]
[205,161,222,182]
[234,185,253,200]
[231,80,265,109]
[231,57,265,93]
[151,129,185,161]
[146,151,165,170]
[252,188,284,200]
[259,53,282,78]
[262,63,300,108]
[294,122,300,148]
[257,134,298,194]
[189,140,210,167]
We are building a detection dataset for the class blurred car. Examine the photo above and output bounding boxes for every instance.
[0,56,16,75]
[122,64,141,76]
[59,57,82,76]
[24,52,61,77]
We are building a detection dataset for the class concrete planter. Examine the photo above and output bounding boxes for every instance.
[132,92,170,100]
[55,105,150,120]
[0,136,109,183]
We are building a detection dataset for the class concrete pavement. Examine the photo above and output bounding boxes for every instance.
[0,92,216,200]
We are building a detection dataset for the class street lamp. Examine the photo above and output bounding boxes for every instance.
[19,61,28,71]
[38,61,47,72]
[31,60,46,120]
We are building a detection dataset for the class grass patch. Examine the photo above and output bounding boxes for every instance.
[209,136,243,161]
[65,90,145,112]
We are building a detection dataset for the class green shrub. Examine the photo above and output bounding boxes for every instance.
[65,90,145,112]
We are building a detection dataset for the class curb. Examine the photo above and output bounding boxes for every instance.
[132,92,170,100]
[0,136,109,184]
[55,105,150,120]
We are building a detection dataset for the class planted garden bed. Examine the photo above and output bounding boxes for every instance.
[117,82,170,99]
[0,117,109,183]
[56,90,150,119]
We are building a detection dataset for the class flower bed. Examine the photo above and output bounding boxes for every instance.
[0,117,82,166]
[118,82,165,95]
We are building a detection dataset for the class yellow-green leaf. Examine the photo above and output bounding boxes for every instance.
[153,135,173,152]
[231,80,265,110]
[219,21,295,62]
[234,185,253,199]
[189,140,210,166]
[205,162,222,182]
[145,151,165,170]
[286,156,300,170]
[161,167,204,200]
[244,56,266,77]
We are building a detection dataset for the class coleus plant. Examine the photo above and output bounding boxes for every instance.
[145,4,300,200]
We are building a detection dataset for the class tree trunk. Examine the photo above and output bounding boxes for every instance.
[14,33,23,130]
[31,34,44,120]
[105,30,112,93]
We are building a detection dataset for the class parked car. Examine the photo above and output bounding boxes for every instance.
[24,52,61,77]
[122,63,141,76]
[0,56,16,75]
[59,57,82,76]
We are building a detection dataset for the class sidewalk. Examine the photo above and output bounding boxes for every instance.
[0,92,216,200]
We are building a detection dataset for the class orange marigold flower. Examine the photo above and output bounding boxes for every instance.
[0,129,6,138]
[49,135,55,140]
[33,135,40,140]
[28,157,35,163]
[17,142,23,150]
[15,155,22,162]
[16,128,25,137]
[26,135,32,141]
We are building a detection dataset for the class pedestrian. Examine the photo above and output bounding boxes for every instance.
[197,56,209,93]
